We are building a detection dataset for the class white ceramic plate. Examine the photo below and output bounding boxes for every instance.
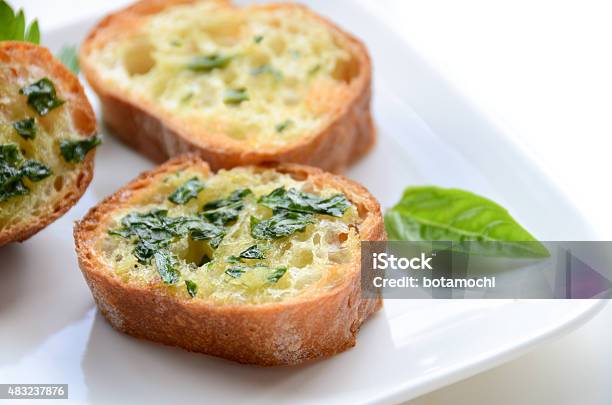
[0,1,606,403]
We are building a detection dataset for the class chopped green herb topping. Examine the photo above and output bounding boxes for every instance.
[185,280,198,297]
[224,264,287,284]
[275,119,293,133]
[308,64,321,76]
[154,250,180,284]
[239,244,266,260]
[267,267,287,283]
[253,34,264,44]
[250,64,283,80]
[60,136,102,163]
[260,187,351,217]
[226,255,241,264]
[0,0,40,44]
[188,54,232,72]
[168,177,205,205]
[109,209,225,263]
[189,220,225,249]
[201,188,252,226]
[223,87,249,105]
[0,143,51,202]
[12,117,37,139]
[20,78,65,116]
[251,210,314,240]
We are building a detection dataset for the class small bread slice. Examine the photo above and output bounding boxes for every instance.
[79,0,374,172]
[0,41,98,246]
[74,154,384,365]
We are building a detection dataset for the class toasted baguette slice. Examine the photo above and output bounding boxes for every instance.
[74,154,384,365]
[0,42,98,246]
[79,0,374,173]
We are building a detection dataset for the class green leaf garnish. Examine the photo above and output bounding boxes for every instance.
[275,119,293,133]
[223,87,249,105]
[384,186,550,258]
[168,177,205,205]
[12,117,36,139]
[57,45,79,74]
[0,1,40,44]
[185,280,198,298]
[251,210,314,240]
[20,78,65,116]
[154,250,180,284]
[259,187,351,217]
[253,35,264,44]
[187,54,232,72]
[59,136,101,163]
[201,188,252,226]
[0,143,51,202]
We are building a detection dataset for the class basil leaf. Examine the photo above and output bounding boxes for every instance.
[168,177,205,205]
[251,211,314,240]
[57,45,79,74]
[20,78,65,116]
[60,136,101,163]
[0,143,50,202]
[188,54,232,72]
[267,267,287,283]
[0,1,39,44]
[260,187,351,217]
[154,250,180,284]
[275,119,293,133]
[253,35,264,44]
[185,280,198,298]
[384,186,550,258]
[12,117,37,139]
[202,188,251,226]
[239,244,265,260]
[223,88,249,105]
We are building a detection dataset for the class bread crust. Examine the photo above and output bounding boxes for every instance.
[74,154,384,365]
[79,0,375,173]
[0,42,97,246]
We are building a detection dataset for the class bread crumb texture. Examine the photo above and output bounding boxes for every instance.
[91,1,360,148]
[96,166,361,305]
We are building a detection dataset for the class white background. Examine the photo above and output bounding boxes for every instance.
[9,0,612,403]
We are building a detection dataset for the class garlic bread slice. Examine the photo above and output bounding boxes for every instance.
[0,41,98,246]
[74,154,384,365]
[80,0,374,172]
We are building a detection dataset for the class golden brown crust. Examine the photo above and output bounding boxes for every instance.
[0,41,97,247]
[74,154,384,365]
[79,0,375,173]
